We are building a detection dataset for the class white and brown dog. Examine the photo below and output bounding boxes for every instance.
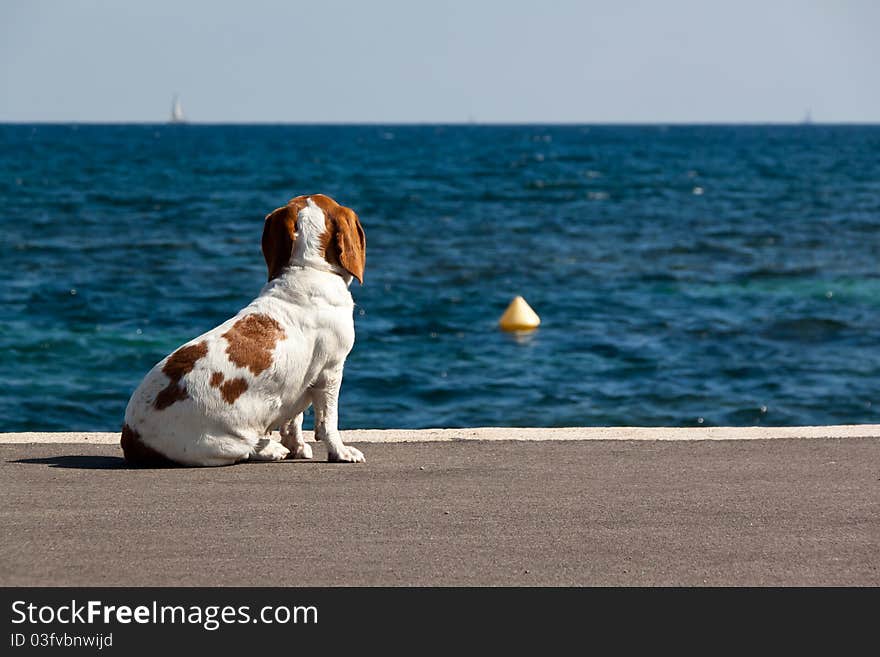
[121,194,366,466]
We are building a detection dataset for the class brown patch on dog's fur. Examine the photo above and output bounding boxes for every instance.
[207,370,247,403]
[154,341,208,410]
[154,382,189,410]
[219,377,248,404]
[307,194,366,284]
[222,314,286,375]
[262,197,308,281]
[120,423,176,467]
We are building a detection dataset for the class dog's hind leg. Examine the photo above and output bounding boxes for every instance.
[249,437,290,461]
[280,413,312,459]
[154,433,253,467]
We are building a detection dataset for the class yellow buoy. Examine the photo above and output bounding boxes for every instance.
[498,296,541,331]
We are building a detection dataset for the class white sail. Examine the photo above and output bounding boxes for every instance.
[170,95,185,123]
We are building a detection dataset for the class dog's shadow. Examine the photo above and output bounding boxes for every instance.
[11,455,326,470]
[12,455,129,470]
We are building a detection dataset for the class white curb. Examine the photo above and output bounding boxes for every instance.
[1,425,879,445]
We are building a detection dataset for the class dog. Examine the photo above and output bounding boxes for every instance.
[121,194,366,466]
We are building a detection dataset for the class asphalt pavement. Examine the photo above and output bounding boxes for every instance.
[2,438,877,586]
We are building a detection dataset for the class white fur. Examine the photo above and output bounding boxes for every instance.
[293,198,350,280]
[123,199,364,466]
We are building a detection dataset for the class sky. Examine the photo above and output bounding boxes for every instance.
[1,0,878,123]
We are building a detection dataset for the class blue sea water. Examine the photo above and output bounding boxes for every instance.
[2,124,880,432]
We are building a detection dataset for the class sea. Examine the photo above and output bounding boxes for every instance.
[2,124,879,432]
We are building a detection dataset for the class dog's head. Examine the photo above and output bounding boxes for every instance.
[262,194,366,284]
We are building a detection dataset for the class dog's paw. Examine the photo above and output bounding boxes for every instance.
[328,445,365,463]
[288,442,313,460]
[250,440,290,462]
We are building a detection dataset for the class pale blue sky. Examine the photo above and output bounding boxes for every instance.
[2,0,878,123]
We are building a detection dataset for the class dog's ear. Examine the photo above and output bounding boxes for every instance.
[333,208,366,284]
[261,205,298,281]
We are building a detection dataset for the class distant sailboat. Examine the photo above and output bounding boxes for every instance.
[802,108,813,125]
[170,95,186,124]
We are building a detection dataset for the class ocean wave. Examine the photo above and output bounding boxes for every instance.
[763,318,850,342]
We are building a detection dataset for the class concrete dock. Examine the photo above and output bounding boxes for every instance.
[2,427,878,586]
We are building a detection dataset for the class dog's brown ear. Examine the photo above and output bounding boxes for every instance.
[334,208,366,284]
[261,205,298,281]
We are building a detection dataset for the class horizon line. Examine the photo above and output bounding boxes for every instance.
[2,119,880,127]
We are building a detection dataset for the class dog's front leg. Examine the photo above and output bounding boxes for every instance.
[311,369,364,463]
[280,413,312,459]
